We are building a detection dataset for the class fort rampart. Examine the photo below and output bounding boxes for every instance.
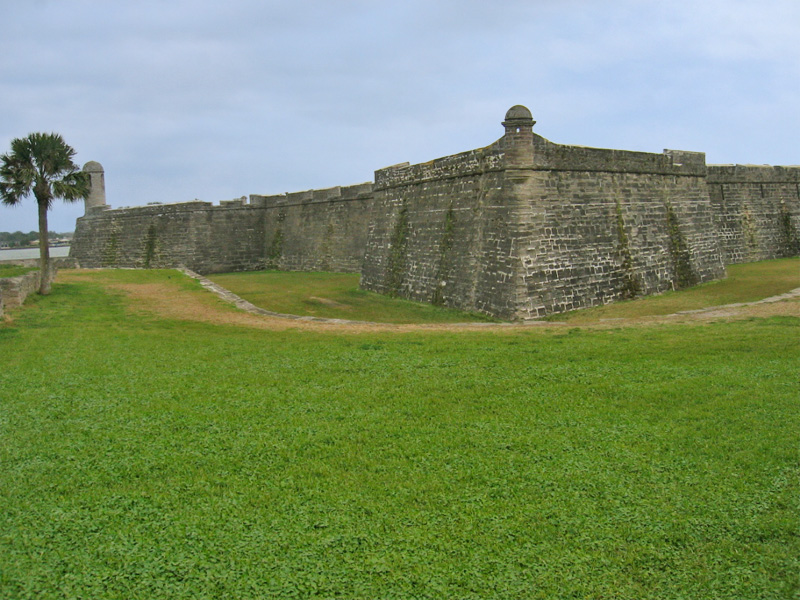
[707,165,800,265]
[71,183,374,275]
[70,105,799,319]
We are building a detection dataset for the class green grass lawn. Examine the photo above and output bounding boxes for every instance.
[1,269,798,599]
[0,264,37,278]
[548,257,800,323]
[208,270,499,323]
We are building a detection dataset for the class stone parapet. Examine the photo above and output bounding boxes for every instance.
[521,136,708,177]
[707,164,800,184]
[375,147,505,190]
[251,182,373,209]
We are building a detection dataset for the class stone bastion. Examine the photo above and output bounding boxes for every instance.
[70,105,800,319]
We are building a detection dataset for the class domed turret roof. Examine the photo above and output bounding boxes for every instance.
[502,104,536,133]
[83,161,104,172]
[504,105,533,122]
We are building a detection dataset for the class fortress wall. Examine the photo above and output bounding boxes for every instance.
[361,146,523,318]
[71,201,267,273]
[185,205,266,273]
[253,183,374,273]
[71,183,376,274]
[707,165,800,264]
[362,134,727,320]
[69,105,798,320]
[513,165,724,318]
[72,202,209,269]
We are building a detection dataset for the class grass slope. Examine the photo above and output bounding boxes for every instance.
[1,271,798,599]
[0,264,37,278]
[208,271,498,323]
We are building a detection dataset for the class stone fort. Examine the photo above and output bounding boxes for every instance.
[70,105,800,320]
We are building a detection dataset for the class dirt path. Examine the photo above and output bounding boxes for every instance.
[59,269,800,334]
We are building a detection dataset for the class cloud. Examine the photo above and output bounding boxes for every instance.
[1,0,797,233]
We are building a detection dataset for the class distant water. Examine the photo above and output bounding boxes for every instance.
[0,246,71,260]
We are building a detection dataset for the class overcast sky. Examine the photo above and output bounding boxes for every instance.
[1,0,798,233]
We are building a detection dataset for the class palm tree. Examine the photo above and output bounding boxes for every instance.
[0,133,90,295]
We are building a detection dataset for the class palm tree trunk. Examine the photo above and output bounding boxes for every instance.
[37,199,51,295]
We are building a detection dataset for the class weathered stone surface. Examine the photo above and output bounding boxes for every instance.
[363,146,515,317]
[256,183,375,273]
[69,105,799,319]
[0,266,56,310]
[71,184,375,275]
[83,161,107,214]
[360,119,731,319]
[707,165,800,264]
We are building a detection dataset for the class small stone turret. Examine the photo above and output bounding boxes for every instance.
[502,104,535,135]
[501,105,536,170]
[82,161,107,214]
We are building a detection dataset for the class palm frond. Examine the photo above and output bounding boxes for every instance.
[53,170,91,202]
[0,132,89,206]
[0,152,36,205]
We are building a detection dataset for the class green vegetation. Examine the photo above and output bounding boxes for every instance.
[1,268,798,599]
[0,264,37,278]
[143,224,158,268]
[615,200,640,299]
[209,270,497,323]
[386,202,410,296]
[0,132,90,295]
[664,202,698,289]
[0,230,72,248]
[102,230,119,267]
[549,257,800,323]
[266,222,284,266]
[780,205,800,256]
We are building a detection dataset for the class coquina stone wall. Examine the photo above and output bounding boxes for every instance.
[72,201,266,273]
[507,139,726,318]
[71,184,375,274]
[707,165,800,264]
[360,111,737,319]
[0,266,56,314]
[361,148,518,317]
[254,183,375,273]
[70,105,799,319]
